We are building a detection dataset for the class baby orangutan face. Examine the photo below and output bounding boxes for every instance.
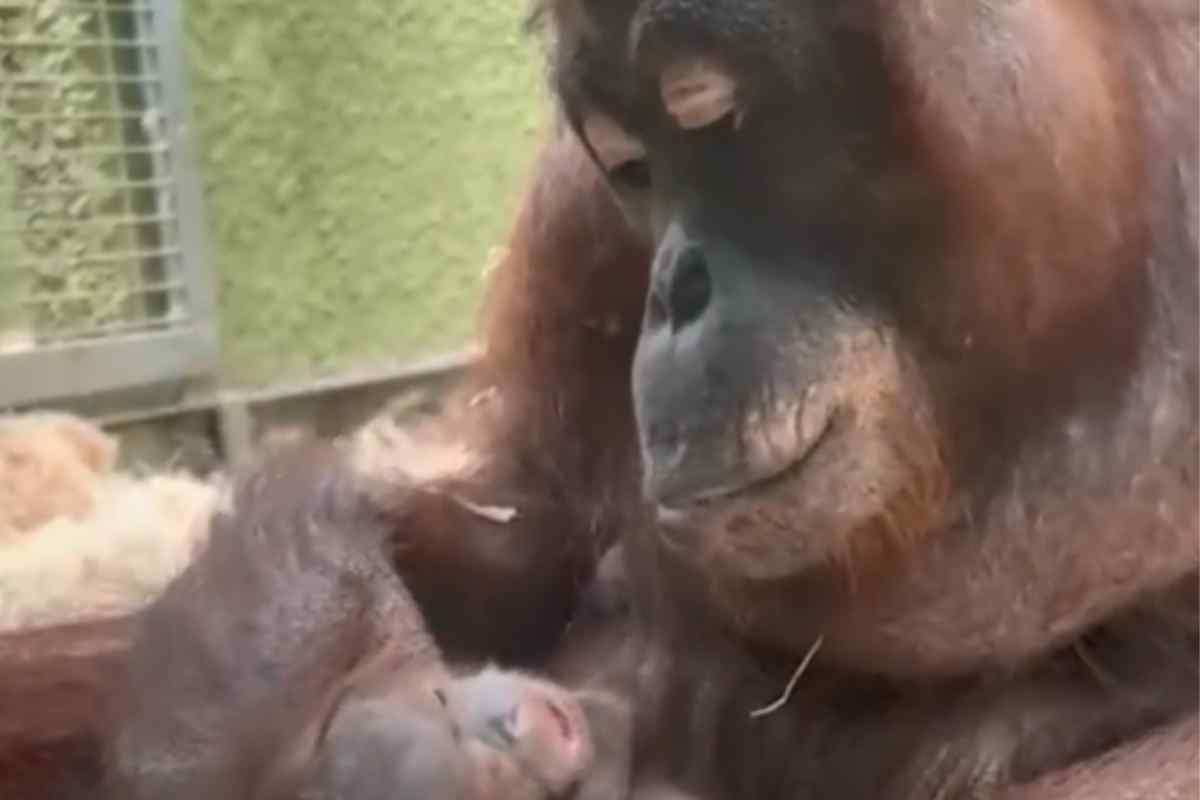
[441,667,596,799]
[268,663,597,800]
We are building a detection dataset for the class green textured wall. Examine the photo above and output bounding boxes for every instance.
[183,1,546,387]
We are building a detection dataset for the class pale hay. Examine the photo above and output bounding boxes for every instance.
[0,471,216,633]
[0,412,120,540]
[0,409,482,634]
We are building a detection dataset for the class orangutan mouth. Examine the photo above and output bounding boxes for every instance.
[655,413,834,523]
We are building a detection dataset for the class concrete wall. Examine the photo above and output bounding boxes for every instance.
[183,0,547,387]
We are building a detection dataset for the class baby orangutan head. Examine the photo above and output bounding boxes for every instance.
[260,660,598,800]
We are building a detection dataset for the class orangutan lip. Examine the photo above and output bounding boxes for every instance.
[656,414,833,519]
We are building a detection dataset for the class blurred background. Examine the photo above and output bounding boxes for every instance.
[0,0,548,470]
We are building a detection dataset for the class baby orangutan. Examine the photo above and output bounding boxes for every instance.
[257,651,633,800]
[105,443,641,800]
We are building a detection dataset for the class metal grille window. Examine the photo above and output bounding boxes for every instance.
[0,0,216,408]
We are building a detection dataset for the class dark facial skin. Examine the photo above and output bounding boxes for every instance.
[562,1,946,527]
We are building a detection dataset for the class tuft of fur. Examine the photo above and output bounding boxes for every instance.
[345,414,486,487]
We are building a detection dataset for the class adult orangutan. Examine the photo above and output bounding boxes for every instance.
[103,1,1198,798]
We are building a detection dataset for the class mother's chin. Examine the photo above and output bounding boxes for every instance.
[648,417,955,585]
